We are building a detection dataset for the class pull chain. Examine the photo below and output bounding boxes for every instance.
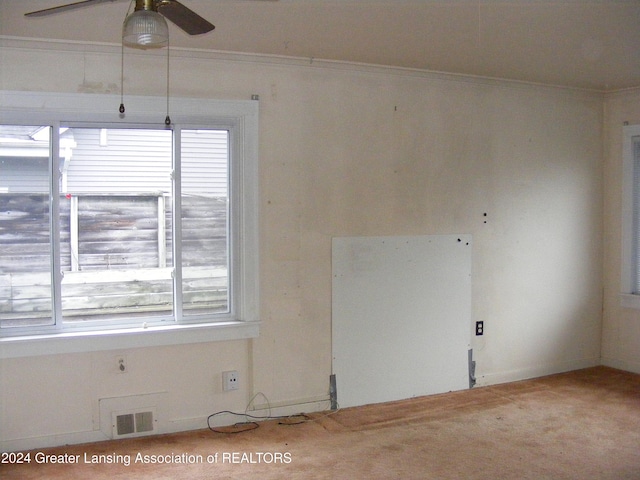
[165,35,171,125]
[119,39,125,115]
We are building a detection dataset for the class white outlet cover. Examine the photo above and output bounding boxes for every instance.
[222,370,239,391]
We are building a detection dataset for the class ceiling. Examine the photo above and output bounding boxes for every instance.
[1,0,640,91]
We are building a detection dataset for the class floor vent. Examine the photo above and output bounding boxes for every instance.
[112,407,157,438]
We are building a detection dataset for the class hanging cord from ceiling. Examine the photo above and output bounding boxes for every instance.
[165,34,171,125]
[118,0,171,125]
[119,37,125,115]
[119,0,134,115]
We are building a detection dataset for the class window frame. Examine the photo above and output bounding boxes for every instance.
[0,91,259,358]
[621,124,640,309]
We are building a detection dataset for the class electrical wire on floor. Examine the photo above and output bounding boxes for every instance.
[207,391,340,434]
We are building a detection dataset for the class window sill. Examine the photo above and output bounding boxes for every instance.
[0,321,260,359]
[620,293,640,310]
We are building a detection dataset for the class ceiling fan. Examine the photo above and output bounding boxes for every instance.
[25,0,217,37]
[25,0,274,121]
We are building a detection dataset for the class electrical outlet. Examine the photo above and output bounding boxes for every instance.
[222,370,239,391]
[475,321,484,336]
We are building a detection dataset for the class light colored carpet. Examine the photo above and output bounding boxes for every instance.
[1,366,639,479]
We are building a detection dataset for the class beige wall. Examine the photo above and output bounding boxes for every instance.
[602,89,640,373]
[0,39,605,450]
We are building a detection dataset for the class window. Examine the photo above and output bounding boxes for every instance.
[621,124,640,308]
[0,91,259,353]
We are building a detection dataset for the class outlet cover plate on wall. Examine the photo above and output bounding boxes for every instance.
[222,370,239,391]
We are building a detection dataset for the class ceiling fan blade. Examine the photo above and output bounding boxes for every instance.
[25,0,120,17]
[156,0,214,35]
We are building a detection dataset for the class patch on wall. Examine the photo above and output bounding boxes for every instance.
[99,392,167,439]
[332,234,472,408]
[77,81,119,94]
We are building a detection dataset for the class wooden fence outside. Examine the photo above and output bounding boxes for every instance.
[0,193,228,324]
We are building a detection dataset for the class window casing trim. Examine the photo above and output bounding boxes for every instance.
[0,90,259,353]
[621,124,640,308]
[0,321,261,359]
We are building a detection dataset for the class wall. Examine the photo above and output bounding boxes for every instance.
[0,38,604,451]
[602,89,640,374]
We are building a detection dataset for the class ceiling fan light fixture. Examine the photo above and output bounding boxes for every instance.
[122,9,169,49]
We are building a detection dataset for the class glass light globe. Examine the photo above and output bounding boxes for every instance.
[122,10,169,49]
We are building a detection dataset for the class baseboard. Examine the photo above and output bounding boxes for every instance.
[169,412,238,432]
[600,356,640,375]
[1,396,332,453]
[172,395,331,428]
[0,430,109,454]
[246,396,332,418]
[475,357,601,387]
